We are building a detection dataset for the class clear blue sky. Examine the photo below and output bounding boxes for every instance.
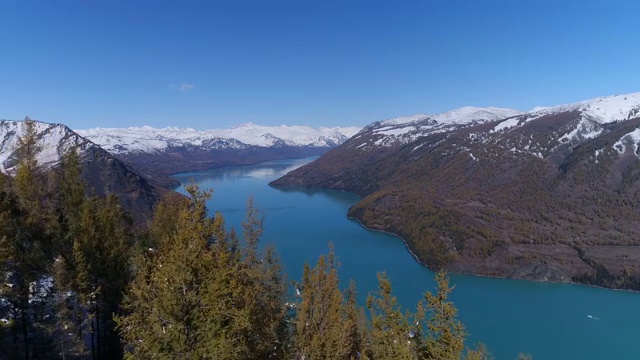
[1,0,639,129]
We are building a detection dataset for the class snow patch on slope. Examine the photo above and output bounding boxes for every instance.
[493,93,640,133]
[362,107,522,149]
[558,117,604,143]
[614,128,640,155]
[430,106,521,125]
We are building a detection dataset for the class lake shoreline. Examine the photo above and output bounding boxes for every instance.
[348,214,640,294]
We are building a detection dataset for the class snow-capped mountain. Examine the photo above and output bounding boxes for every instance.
[77,123,361,155]
[0,118,168,219]
[272,91,640,291]
[0,119,95,173]
[481,92,640,159]
[74,123,361,175]
[493,93,640,133]
[353,106,522,149]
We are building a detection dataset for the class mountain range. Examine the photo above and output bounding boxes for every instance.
[271,92,640,290]
[77,123,360,175]
[0,119,359,221]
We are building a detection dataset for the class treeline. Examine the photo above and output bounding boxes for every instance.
[0,121,528,359]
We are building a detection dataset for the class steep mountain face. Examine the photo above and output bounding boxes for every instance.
[77,123,361,174]
[271,94,640,290]
[0,119,167,221]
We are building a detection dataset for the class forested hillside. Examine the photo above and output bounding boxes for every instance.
[272,94,640,291]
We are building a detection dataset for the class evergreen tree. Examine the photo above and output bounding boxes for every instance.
[117,185,224,358]
[0,120,53,360]
[70,194,131,359]
[421,271,465,360]
[366,272,415,360]
[343,280,367,360]
[119,187,292,359]
[48,148,89,359]
[13,119,41,216]
[232,197,288,358]
[294,247,365,360]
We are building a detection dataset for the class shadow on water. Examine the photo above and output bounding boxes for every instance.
[270,185,360,207]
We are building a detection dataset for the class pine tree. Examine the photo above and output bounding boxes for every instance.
[0,119,53,360]
[366,272,415,360]
[14,119,42,220]
[294,247,359,360]
[117,185,223,358]
[232,197,288,358]
[343,280,367,360]
[421,271,465,360]
[47,148,89,358]
[67,193,132,359]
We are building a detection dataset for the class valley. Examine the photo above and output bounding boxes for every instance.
[3,3,638,358]
[175,157,640,360]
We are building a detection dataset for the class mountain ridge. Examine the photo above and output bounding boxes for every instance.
[271,92,640,290]
[77,123,361,175]
[0,118,168,221]
[77,123,361,154]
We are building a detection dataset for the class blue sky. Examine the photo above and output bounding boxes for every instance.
[1,0,639,129]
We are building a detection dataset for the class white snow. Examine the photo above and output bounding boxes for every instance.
[365,107,522,149]
[77,123,361,154]
[492,92,640,134]
[558,117,604,143]
[375,127,415,136]
[0,120,93,174]
[379,114,429,126]
[614,128,640,155]
[430,106,522,125]
[530,106,550,112]
[594,148,604,162]
[492,118,521,132]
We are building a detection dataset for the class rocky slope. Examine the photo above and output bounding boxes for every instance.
[77,123,360,175]
[271,94,640,290]
[0,119,167,221]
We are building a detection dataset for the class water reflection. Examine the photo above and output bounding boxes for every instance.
[271,186,359,207]
[172,157,314,183]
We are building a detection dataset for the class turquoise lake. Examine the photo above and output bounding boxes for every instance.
[173,157,640,360]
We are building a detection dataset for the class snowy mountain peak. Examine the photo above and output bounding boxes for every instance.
[77,123,362,154]
[532,92,640,124]
[380,114,430,127]
[430,106,522,125]
[493,92,640,134]
[0,119,95,174]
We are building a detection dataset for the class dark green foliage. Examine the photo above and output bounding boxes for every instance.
[117,186,288,359]
[0,121,55,359]
[294,247,363,359]
[421,272,465,360]
[366,272,414,359]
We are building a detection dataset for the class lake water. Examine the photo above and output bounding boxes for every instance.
[173,157,640,360]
